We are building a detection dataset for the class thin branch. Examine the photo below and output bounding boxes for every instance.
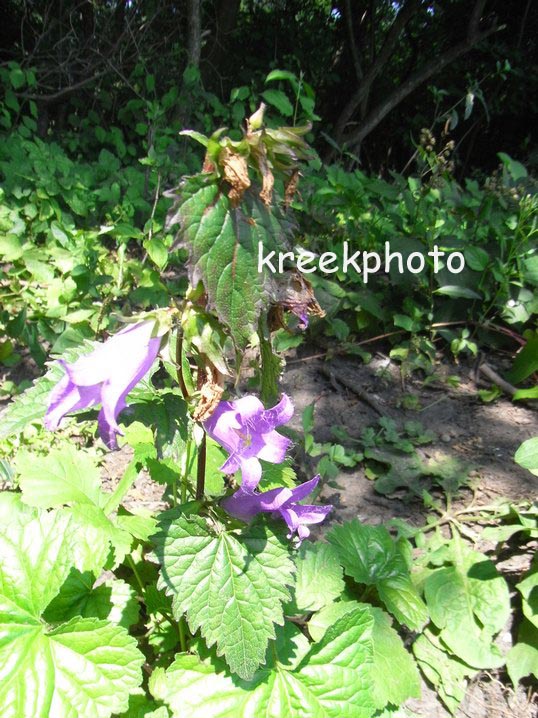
[343,0,363,82]
[335,0,422,140]
[341,23,502,148]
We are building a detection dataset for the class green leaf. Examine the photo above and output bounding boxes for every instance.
[16,445,104,508]
[153,514,294,679]
[150,608,376,718]
[370,607,421,708]
[516,555,538,629]
[515,438,538,475]
[258,460,297,490]
[167,177,293,347]
[522,256,538,285]
[44,569,139,628]
[514,386,538,400]
[0,510,144,717]
[9,66,26,89]
[435,285,481,299]
[424,535,510,668]
[413,628,476,714]
[506,620,538,686]
[261,89,294,117]
[0,234,23,260]
[464,246,489,271]
[119,691,170,718]
[507,331,538,384]
[498,152,528,181]
[288,543,344,613]
[327,519,428,630]
[179,129,209,147]
[144,238,168,269]
[309,601,420,709]
[265,70,298,87]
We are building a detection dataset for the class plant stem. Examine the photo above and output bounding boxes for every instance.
[178,617,187,652]
[196,432,206,500]
[104,458,139,515]
[127,554,145,596]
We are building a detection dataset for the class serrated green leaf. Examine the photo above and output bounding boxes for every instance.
[516,555,538,629]
[0,511,144,718]
[258,460,297,490]
[150,608,375,718]
[369,607,421,708]
[70,503,133,568]
[118,690,170,718]
[327,519,428,630]
[16,444,105,508]
[424,535,510,668]
[288,542,344,613]
[261,89,294,117]
[167,177,293,347]
[153,514,294,679]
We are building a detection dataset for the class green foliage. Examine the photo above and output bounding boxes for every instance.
[152,513,294,680]
[327,520,429,631]
[423,534,510,668]
[0,508,144,718]
[150,609,376,718]
[299,163,538,359]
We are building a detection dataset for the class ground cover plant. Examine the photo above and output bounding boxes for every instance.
[1,8,538,713]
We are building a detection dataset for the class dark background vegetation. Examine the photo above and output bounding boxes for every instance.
[1,0,536,175]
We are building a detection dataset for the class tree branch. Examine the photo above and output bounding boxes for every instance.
[341,23,501,149]
[187,0,202,68]
[335,0,422,141]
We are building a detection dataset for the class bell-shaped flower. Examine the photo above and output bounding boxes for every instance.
[222,475,333,542]
[204,394,293,491]
[45,321,161,449]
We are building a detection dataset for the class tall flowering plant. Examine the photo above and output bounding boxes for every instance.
[0,105,422,718]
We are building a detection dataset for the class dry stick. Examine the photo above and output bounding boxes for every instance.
[318,364,387,418]
[477,362,518,397]
[288,320,525,366]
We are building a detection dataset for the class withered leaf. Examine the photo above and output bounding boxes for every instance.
[219,146,251,206]
[192,363,225,422]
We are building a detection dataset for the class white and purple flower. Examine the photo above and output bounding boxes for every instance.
[204,394,294,491]
[45,321,161,449]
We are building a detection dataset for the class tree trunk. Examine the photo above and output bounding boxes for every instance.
[187,0,202,68]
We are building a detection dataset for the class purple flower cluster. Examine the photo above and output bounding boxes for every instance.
[44,320,331,541]
[205,395,332,542]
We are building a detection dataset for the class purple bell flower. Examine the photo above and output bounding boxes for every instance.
[45,321,161,449]
[204,394,293,491]
[222,475,333,542]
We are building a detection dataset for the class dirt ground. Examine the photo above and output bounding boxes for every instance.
[280,348,538,718]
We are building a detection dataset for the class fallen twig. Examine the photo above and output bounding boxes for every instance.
[318,364,388,417]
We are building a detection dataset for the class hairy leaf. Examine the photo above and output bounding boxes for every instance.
[150,608,375,718]
[167,176,292,347]
[288,542,345,613]
[153,514,294,679]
